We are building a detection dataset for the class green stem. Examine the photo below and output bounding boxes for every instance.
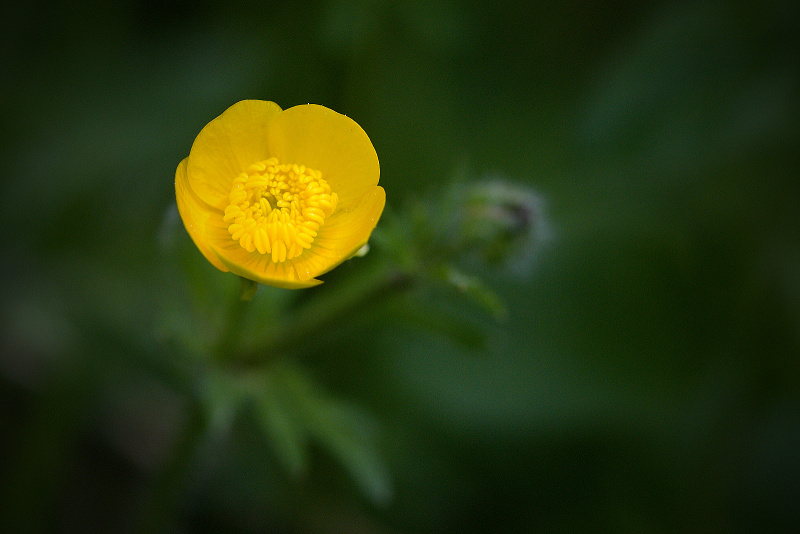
[138,278,257,531]
[136,399,207,533]
[214,277,255,360]
[238,277,259,302]
[235,263,412,365]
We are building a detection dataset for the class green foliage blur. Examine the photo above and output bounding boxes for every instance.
[2,0,799,532]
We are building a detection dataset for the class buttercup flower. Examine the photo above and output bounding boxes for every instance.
[176,100,385,288]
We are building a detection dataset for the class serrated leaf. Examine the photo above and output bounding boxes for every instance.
[277,362,393,504]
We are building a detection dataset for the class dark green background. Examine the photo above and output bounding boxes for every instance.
[2,0,799,532]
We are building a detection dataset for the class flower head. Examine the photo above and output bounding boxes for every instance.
[176,100,385,288]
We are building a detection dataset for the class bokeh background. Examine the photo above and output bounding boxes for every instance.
[2,0,799,532]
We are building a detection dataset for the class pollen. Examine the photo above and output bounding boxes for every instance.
[223,157,338,262]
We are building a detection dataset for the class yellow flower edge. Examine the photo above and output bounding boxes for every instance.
[175,100,385,289]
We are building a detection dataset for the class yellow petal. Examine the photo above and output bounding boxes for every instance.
[219,251,324,289]
[187,100,283,209]
[175,157,229,273]
[295,185,386,273]
[288,248,339,281]
[267,105,379,210]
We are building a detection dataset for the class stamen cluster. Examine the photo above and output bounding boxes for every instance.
[223,158,338,263]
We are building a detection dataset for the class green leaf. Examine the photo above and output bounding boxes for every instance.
[278,362,393,505]
[433,264,508,322]
[253,371,308,477]
[306,400,393,506]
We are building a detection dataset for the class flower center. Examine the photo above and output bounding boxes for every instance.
[223,157,338,263]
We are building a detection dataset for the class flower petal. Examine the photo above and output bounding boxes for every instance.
[268,105,379,210]
[188,100,283,209]
[175,157,228,272]
[306,185,386,265]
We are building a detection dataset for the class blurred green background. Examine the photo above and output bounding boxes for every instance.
[2,0,799,532]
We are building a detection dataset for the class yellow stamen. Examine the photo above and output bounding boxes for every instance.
[224,157,338,262]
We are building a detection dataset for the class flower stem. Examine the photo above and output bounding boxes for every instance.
[136,398,206,533]
[238,277,258,301]
[214,277,255,359]
[138,278,257,530]
[234,263,412,365]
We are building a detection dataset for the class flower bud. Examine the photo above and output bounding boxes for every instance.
[458,177,551,276]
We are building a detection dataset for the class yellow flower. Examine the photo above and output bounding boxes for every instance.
[175,100,385,289]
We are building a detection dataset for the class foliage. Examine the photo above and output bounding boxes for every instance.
[1,1,799,532]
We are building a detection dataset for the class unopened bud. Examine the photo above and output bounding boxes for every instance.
[459,177,551,276]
